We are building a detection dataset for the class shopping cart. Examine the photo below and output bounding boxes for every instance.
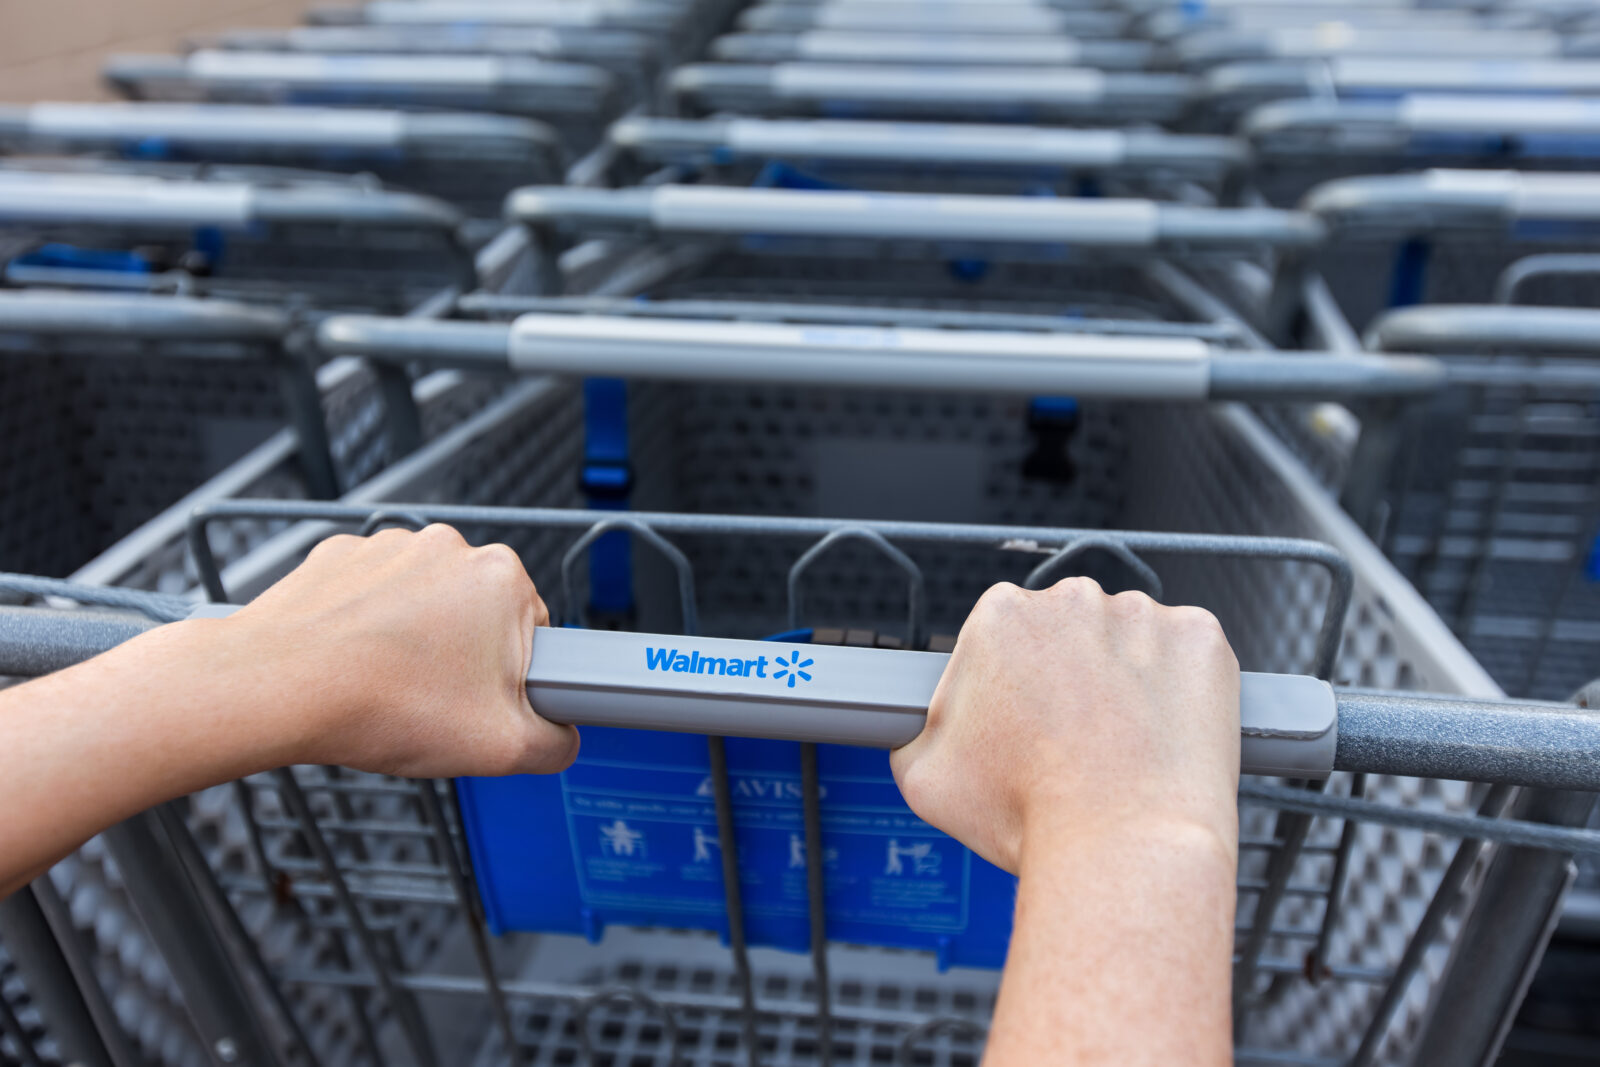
[1174,21,1587,70]
[0,103,562,219]
[0,289,345,578]
[707,30,1157,69]
[0,161,474,311]
[1201,57,1600,129]
[606,115,1247,198]
[196,25,665,103]
[669,62,1193,124]
[1273,169,1600,338]
[4,397,1598,1065]
[734,2,1134,38]
[302,0,730,70]
[101,52,619,158]
[1244,95,1600,207]
[1360,302,1600,702]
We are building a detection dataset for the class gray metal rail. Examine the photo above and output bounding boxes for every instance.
[105,52,617,119]
[315,311,1444,400]
[1303,169,1600,234]
[1206,57,1600,117]
[1245,94,1600,159]
[308,0,686,31]
[737,2,1132,37]
[708,30,1156,68]
[0,101,560,173]
[670,62,1193,123]
[505,184,1323,251]
[609,115,1245,179]
[0,167,463,233]
[1368,303,1600,355]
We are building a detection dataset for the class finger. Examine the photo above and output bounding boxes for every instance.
[531,588,551,629]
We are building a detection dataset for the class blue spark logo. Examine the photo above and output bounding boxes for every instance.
[772,651,814,688]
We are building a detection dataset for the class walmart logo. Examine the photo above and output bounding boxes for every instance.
[773,651,814,688]
[644,646,815,687]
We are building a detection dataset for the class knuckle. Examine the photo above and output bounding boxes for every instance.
[417,523,466,547]
[1046,575,1106,600]
[309,533,358,558]
[1111,588,1157,615]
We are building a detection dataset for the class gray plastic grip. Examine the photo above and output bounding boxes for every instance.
[525,628,1338,778]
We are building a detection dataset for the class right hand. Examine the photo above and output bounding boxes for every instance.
[203,524,580,779]
[890,578,1241,875]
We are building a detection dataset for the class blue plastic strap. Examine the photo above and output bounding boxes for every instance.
[11,243,152,274]
[1388,238,1431,309]
[582,378,634,615]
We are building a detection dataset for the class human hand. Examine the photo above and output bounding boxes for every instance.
[207,524,579,778]
[890,578,1240,875]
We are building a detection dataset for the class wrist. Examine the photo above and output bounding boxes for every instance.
[159,616,328,771]
[1020,806,1238,884]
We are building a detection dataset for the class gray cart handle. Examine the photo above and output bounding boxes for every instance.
[317,312,1445,400]
[507,184,1323,250]
[182,605,1335,777]
[526,627,1337,778]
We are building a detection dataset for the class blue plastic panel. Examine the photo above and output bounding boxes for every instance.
[458,728,1018,969]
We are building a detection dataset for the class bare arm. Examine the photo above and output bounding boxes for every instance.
[0,525,579,898]
[891,579,1241,1066]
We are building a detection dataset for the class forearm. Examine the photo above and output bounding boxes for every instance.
[0,618,309,896]
[984,817,1237,1066]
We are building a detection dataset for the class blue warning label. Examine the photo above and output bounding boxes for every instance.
[562,757,971,931]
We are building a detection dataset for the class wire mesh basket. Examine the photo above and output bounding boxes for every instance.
[1361,302,1600,701]
[0,160,475,312]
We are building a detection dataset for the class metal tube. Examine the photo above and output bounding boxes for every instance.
[1347,785,1515,1067]
[0,887,119,1067]
[708,736,762,1067]
[272,770,439,1067]
[1333,690,1600,790]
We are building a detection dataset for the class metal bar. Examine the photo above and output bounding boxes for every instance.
[1408,789,1599,1066]
[1233,788,1320,1026]
[801,742,833,1067]
[1307,772,1364,977]
[99,811,282,1066]
[411,779,524,1066]
[708,736,762,1067]
[272,770,439,1067]
[1348,785,1516,1067]
[0,886,120,1067]
[27,877,141,1067]
[152,804,323,1067]
[184,499,1356,680]
[0,989,46,1067]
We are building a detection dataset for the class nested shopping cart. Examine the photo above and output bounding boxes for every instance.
[1271,169,1600,339]
[669,61,1193,124]
[101,52,619,159]
[0,289,348,578]
[194,25,666,104]
[303,0,736,71]
[1356,303,1600,703]
[0,103,563,220]
[734,1,1134,38]
[1244,95,1600,207]
[605,115,1246,199]
[1200,57,1600,130]
[4,379,1599,1066]
[706,29,1157,69]
[0,161,473,311]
